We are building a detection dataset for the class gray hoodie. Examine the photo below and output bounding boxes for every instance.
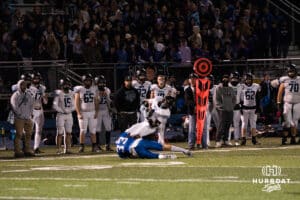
[214,83,236,111]
[10,80,34,120]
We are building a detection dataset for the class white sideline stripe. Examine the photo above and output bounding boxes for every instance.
[0,197,128,200]
[31,165,113,171]
[0,177,299,184]
[120,161,185,166]
[2,165,113,173]
[196,145,300,153]
[117,181,140,185]
[63,184,87,188]
[2,169,31,173]
[0,154,117,162]
[8,188,35,191]
[0,145,299,162]
[116,165,300,169]
[213,176,239,179]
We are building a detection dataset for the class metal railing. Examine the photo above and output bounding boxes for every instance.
[1,57,300,97]
[269,0,300,23]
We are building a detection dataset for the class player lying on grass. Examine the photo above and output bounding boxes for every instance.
[115,116,192,159]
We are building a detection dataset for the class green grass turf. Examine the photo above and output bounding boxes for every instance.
[0,138,299,200]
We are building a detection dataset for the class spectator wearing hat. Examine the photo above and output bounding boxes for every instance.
[213,73,236,148]
[114,75,140,132]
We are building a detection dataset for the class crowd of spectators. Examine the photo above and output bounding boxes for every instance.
[0,0,291,66]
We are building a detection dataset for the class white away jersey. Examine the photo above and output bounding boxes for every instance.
[53,90,75,114]
[240,83,260,107]
[98,87,111,111]
[132,80,151,103]
[282,76,300,104]
[28,84,47,109]
[271,76,289,88]
[229,83,242,104]
[150,84,174,99]
[74,85,98,112]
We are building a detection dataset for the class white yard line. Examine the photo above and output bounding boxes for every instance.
[0,197,130,200]
[0,177,299,184]
[63,184,88,188]
[1,145,299,162]
[7,188,35,191]
[213,176,239,179]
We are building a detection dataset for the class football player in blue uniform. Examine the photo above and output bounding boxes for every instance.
[115,118,192,159]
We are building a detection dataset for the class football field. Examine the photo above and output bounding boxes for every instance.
[0,138,299,200]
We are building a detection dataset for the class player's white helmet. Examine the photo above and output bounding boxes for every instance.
[287,64,297,78]
[230,71,240,86]
[82,73,93,87]
[31,71,42,84]
[136,68,146,82]
[95,75,106,91]
[245,73,253,86]
[59,77,72,90]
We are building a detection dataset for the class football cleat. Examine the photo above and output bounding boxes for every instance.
[105,145,114,152]
[290,137,296,145]
[24,151,35,157]
[78,146,84,153]
[183,150,192,157]
[252,136,261,145]
[64,149,72,154]
[92,146,101,153]
[14,152,24,158]
[34,148,43,154]
[215,142,222,148]
[234,141,240,146]
[240,137,246,146]
[282,137,287,145]
[225,141,233,146]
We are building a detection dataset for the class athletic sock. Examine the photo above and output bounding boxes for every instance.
[171,145,188,154]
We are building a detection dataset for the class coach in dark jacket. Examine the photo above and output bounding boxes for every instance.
[184,73,198,150]
[114,75,140,132]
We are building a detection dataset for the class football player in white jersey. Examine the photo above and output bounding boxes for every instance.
[74,74,99,153]
[29,72,48,154]
[95,75,114,151]
[240,73,261,145]
[150,74,175,99]
[203,74,219,148]
[150,73,176,144]
[53,78,75,154]
[228,72,242,146]
[132,68,151,122]
[277,64,300,145]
